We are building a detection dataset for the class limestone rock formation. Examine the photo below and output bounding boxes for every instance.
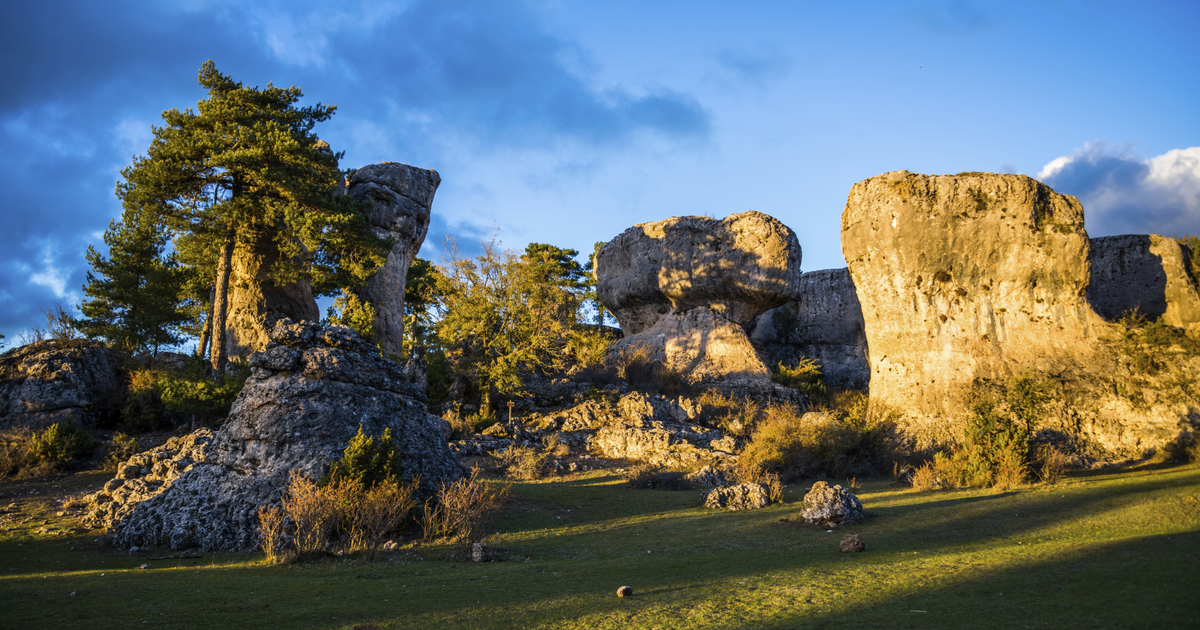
[748,268,870,389]
[842,170,1200,454]
[223,233,320,361]
[83,430,213,530]
[0,340,124,429]
[1088,234,1200,331]
[596,212,802,390]
[799,481,863,526]
[340,163,440,359]
[703,483,770,510]
[91,320,460,551]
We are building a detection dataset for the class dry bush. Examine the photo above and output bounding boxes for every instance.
[257,505,288,563]
[992,447,1028,490]
[696,390,763,437]
[491,445,554,480]
[0,429,38,479]
[609,345,692,397]
[623,464,693,491]
[542,433,570,458]
[738,404,891,481]
[730,464,783,502]
[350,476,420,561]
[281,473,352,558]
[910,462,940,491]
[421,466,510,545]
[1035,444,1072,484]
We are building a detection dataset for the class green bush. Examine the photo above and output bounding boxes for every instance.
[936,400,1030,488]
[324,425,404,489]
[105,432,138,470]
[122,359,250,432]
[29,419,94,467]
[771,358,826,399]
[738,403,897,481]
[695,390,763,437]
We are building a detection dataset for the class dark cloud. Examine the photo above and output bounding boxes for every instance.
[1039,143,1200,237]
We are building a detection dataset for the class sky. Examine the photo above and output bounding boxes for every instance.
[2,0,1198,344]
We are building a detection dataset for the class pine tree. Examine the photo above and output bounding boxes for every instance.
[79,216,190,354]
[118,61,386,372]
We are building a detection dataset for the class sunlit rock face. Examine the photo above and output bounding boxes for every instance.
[224,234,320,360]
[842,171,1200,454]
[340,163,440,359]
[1088,234,1200,331]
[0,340,124,429]
[596,212,802,390]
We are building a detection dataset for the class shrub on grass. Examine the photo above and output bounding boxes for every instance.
[739,404,897,481]
[348,476,420,561]
[696,390,764,437]
[730,464,783,502]
[281,473,350,558]
[935,400,1030,489]
[257,504,288,563]
[909,462,939,491]
[420,466,510,545]
[1035,444,1071,484]
[0,429,47,479]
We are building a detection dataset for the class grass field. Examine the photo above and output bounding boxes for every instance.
[1,461,1197,629]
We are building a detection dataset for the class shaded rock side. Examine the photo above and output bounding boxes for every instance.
[597,211,803,334]
[1087,234,1200,331]
[340,163,440,359]
[799,481,863,525]
[0,340,124,429]
[748,268,870,390]
[99,321,460,552]
[841,171,1200,454]
[224,233,320,361]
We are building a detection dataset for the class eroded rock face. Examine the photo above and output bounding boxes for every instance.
[224,234,320,361]
[1088,234,1200,331]
[799,481,863,526]
[749,268,870,390]
[0,340,124,429]
[340,163,440,359]
[596,212,802,389]
[842,171,1200,454]
[95,320,460,551]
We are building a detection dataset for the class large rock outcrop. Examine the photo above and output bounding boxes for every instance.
[0,340,124,429]
[89,320,460,551]
[223,232,320,361]
[339,163,440,359]
[842,171,1200,454]
[596,212,803,390]
[748,268,870,390]
[1087,234,1200,331]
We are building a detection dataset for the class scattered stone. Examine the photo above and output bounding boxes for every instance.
[382,540,401,552]
[704,483,770,511]
[840,534,866,553]
[471,542,492,563]
[127,546,141,555]
[617,586,633,598]
[70,591,77,597]
[799,481,863,526]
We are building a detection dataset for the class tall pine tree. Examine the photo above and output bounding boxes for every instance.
[118,61,386,372]
[79,216,190,354]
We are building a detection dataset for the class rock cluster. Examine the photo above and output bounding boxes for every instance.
[799,481,863,526]
[0,340,124,429]
[596,212,803,391]
[339,163,440,358]
[83,430,213,530]
[89,320,460,551]
[703,483,770,510]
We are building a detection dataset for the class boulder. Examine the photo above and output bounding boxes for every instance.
[596,212,803,389]
[89,320,460,551]
[703,483,770,510]
[839,534,866,552]
[340,162,440,359]
[1087,234,1200,331]
[799,481,863,526]
[0,340,124,429]
[748,268,870,390]
[841,171,1200,454]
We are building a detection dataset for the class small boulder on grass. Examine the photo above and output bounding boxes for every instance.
[800,481,863,526]
[617,586,633,597]
[839,534,865,553]
[704,483,770,510]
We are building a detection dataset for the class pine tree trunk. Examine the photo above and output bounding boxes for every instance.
[209,226,236,375]
[196,285,216,360]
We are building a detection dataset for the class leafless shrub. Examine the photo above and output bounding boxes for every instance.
[257,505,288,563]
[350,476,419,561]
[491,445,554,480]
[281,473,351,558]
[420,466,510,545]
[1035,445,1071,485]
[542,433,570,458]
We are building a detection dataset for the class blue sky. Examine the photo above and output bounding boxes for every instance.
[2,0,1198,344]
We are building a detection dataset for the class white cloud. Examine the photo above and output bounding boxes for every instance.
[1038,143,1200,237]
[26,244,78,303]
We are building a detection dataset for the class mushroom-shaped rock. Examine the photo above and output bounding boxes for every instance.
[340,162,440,359]
[596,212,802,390]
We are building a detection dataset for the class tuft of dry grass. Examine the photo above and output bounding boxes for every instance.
[492,445,555,480]
[909,462,939,492]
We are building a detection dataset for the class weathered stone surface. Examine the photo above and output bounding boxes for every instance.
[82,430,214,530]
[340,162,440,359]
[799,481,863,525]
[749,268,870,390]
[590,392,732,469]
[704,483,770,510]
[839,533,866,552]
[0,340,124,429]
[1088,234,1200,331]
[91,320,460,551]
[841,171,1200,454]
[597,211,803,334]
[224,234,320,361]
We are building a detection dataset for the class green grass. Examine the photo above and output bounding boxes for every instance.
[1,462,1198,629]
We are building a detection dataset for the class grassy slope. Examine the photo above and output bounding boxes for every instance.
[1,463,1197,629]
